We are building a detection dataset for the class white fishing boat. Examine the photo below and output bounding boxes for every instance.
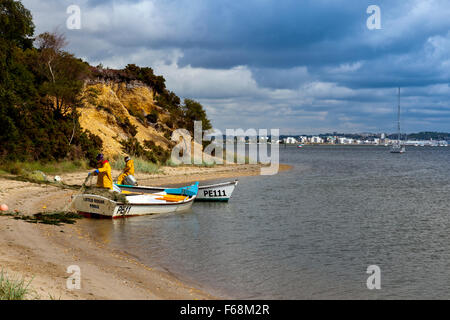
[71,183,198,218]
[117,180,239,202]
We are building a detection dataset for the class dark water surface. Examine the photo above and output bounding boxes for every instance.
[83,146,450,299]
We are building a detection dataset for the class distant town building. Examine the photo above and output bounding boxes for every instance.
[298,136,309,143]
[284,137,298,144]
[338,137,354,144]
[311,136,324,144]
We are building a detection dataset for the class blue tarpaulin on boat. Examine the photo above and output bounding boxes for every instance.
[164,182,199,197]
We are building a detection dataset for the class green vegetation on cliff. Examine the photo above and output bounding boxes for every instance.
[0,0,212,167]
[0,0,101,163]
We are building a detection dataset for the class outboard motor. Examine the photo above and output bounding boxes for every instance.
[123,175,138,186]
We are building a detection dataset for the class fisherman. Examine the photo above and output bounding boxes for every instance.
[117,155,135,185]
[89,153,113,190]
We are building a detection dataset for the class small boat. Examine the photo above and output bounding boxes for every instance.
[390,144,406,154]
[71,183,198,218]
[297,144,303,148]
[116,180,238,202]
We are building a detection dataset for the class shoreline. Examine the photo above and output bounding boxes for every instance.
[0,163,292,300]
[139,163,292,186]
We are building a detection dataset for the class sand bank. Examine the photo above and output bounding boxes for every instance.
[0,163,292,299]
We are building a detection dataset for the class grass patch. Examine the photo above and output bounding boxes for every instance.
[2,174,79,190]
[0,160,89,176]
[194,161,216,168]
[111,157,160,174]
[165,159,180,167]
[13,212,83,226]
[48,293,61,300]
[165,158,217,168]
[0,269,34,300]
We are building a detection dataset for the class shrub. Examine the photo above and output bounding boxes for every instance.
[76,131,103,166]
[0,270,34,300]
[112,156,160,174]
[96,104,113,114]
[164,118,174,129]
[120,137,149,158]
[119,138,170,165]
[144,140,170,163]
[128,105,147,126]
[0,163,23,175]
[116,117,138,137]
[146,110,159,123]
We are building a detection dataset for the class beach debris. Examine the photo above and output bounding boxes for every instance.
[54,175,62,182]
[13,212,82,226]
[0,204,8,211]
[29,170,49,182]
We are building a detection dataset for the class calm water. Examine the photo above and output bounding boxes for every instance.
[83,146,450,299]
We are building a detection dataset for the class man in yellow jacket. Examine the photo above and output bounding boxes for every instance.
[117,156,135,185]
[90,153,113,190]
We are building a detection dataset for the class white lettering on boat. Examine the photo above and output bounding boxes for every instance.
[83,198,104,204]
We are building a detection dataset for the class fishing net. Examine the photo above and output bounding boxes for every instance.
[80,174,128,203]
[82,186,128,203]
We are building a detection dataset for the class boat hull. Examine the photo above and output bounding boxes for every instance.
[117,180,238,202]
[196,181,238,201]
[71,194,195,219]
[390,146,406,153]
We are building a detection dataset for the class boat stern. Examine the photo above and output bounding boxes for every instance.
[71,194,117,218]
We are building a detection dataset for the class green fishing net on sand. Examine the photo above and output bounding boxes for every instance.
[82,187,128,203]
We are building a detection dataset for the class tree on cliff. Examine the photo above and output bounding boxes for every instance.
[34,32,89,116]
[182,99,212,133]
[0,0,36,158]
[0,0,101,162]
[0,0,34,50]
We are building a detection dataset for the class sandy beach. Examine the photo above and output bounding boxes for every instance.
[0,163,291,300]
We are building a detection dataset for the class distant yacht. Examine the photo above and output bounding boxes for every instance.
[391,87,406,154]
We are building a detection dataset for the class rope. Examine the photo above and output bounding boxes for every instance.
[62,174,94,212]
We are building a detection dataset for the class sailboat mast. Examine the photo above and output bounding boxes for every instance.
[397,87,401,142]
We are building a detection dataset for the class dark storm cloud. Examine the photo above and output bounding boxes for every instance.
[21,0,450,133]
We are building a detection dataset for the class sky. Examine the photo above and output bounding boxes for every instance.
[22,0,450,134]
